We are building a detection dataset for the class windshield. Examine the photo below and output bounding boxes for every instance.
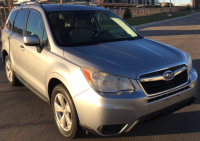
[48,10,140,46]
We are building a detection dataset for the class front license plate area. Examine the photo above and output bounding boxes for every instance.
[163,94,181,108]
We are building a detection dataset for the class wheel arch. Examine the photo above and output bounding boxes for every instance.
[2,49,8,65]
[47,73,76,103]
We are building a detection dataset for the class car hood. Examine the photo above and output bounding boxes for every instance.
[63,38,187,79]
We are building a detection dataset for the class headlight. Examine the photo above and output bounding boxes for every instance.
[81,66,134,93]
[185,52,192,72]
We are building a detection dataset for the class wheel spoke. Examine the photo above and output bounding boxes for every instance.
[65,102,71,113]
[10,75,12,81]
[54,93,73,131]
[66,114,72,127]
[8,71,11,77]
[58,95,65,108]
[6,61,10,70]
[60,114,66,128]
[54,102,64,113]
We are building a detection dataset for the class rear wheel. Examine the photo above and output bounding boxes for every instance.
[51,84,79,139]
[5,55,20,86]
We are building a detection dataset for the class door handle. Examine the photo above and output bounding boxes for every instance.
[20,45,25,51]
[7,37,10,39]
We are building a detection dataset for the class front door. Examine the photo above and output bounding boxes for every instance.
[20,9,49,95]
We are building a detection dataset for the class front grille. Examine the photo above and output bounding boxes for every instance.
[148,86,190,103]
[140,69,188,95]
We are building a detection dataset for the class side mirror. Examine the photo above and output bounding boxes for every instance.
[23,35,40,46]
[132,27,136,31]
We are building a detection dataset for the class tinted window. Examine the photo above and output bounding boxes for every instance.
[13,9,29,35]
[26,10,48,47]
[6,10,18,30]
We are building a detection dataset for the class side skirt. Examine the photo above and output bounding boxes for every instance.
[14,71,50,104]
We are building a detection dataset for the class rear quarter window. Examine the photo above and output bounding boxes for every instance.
[6,10,18,30]
[13,9,29,35]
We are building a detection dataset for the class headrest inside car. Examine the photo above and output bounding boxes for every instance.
[75,20,87,29]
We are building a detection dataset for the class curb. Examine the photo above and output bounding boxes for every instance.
[133,12,200,30]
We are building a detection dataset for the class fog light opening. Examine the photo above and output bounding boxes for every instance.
[98,124,127,135]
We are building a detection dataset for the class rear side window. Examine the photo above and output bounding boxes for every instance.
[6,10,18,30]
[26,10,48,48]
[13,9,29,35]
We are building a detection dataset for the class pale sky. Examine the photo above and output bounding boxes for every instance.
[162,0,191,5]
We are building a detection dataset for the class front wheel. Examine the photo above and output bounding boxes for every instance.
[51,84,79,139]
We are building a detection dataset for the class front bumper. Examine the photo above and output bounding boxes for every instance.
[73,68,198,136]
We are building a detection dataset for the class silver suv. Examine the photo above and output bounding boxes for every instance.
[1,2,198,139]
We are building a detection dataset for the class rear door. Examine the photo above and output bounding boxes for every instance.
[2,10,18,56]
[9,9,29,75]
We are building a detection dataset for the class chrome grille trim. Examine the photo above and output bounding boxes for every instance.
[174,66,187,76]
[140,66,186,82]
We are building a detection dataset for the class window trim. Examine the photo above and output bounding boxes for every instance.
[25,9,50,50]
[23,9,30,37]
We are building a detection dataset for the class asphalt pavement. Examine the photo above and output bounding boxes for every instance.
[0,13,200,141]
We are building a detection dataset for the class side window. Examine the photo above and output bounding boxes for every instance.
[26,10,49,48]
[6,10,18,30]
[13,9,29,35]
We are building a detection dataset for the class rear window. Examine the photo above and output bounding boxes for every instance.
[6,10,18,30]
[13,9,29,35]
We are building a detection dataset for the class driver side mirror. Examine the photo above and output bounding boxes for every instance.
[23,35,40,46]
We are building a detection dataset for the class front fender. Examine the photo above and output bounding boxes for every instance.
[46,72,75,100]
[45,52,91,100]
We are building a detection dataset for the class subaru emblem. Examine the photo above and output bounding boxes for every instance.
[163,70,174,80]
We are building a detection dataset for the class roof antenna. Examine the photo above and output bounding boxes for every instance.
[59,0,63,7]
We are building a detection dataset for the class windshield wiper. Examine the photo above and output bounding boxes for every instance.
[66,37,138,47]
[67,41,100,47]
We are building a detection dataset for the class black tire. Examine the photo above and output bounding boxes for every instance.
[5,55,20,86]
[51,84,79,139]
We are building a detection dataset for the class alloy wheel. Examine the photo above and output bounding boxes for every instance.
[6,60,13,82]
[54,93,72,131]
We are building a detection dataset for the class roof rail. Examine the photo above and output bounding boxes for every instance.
[18,1,42,7]
[26,1,41,6]
[15,0,97,7]
[37,0,60,4]
[39,1,97,6]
